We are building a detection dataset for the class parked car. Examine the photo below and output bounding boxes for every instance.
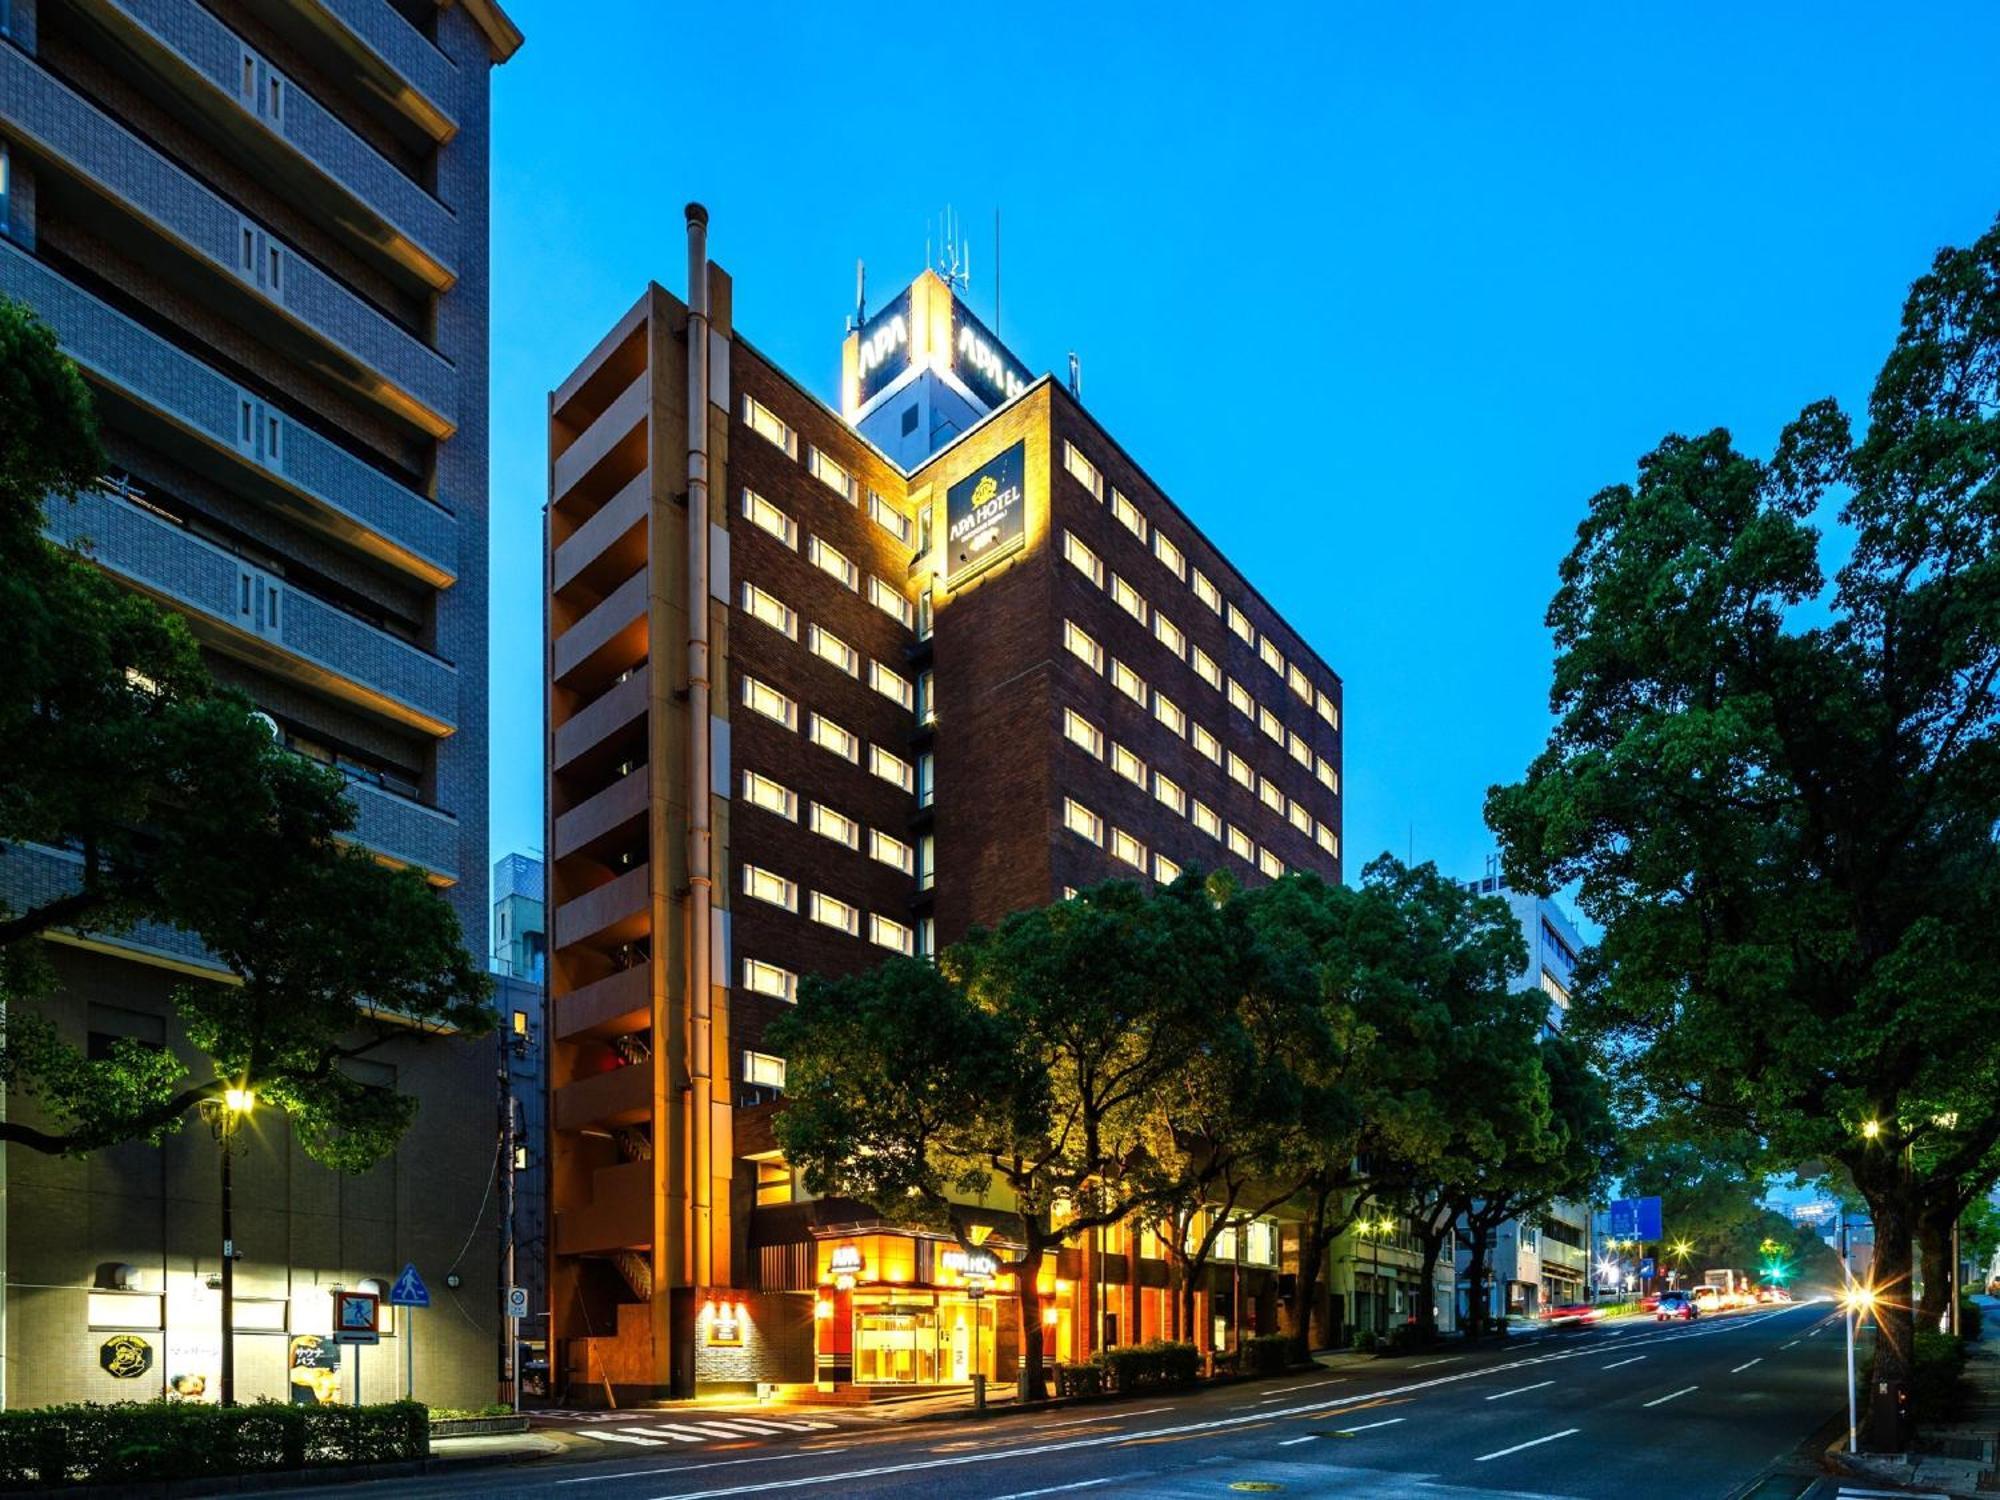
[1656,1291,1700,1321]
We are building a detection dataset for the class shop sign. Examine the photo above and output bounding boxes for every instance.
[287,1334,342,1405]
[946,440,1027,586]
[940,1249,999,1279]
[99,1334,153,1380]
[704,1300,746,1347]
[828,1245,862,1290]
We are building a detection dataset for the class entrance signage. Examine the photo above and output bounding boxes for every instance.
[946,440,1027,586]
[829,1244,862,1291]
[941,1248,999,1279]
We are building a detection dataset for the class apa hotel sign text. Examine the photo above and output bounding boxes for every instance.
[946,440,1027,586]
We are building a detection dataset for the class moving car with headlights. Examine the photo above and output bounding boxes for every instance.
[1541,1301,1605,1328]
[1657,1290,1700,1321]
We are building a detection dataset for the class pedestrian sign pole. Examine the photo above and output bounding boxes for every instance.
[388,1264,431,1401]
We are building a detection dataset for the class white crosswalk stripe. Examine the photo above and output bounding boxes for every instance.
[576,1429,666,1447]
[567,1414,844,1448]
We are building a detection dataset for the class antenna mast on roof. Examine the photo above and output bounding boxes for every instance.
[846,259,866,333]
[1068,352,1082,399]
[934,204,970,293]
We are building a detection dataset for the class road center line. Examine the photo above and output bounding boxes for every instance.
[1278,1435,1316,1446]
[1475,1428,1581,1462]
[990,1480,1120,1500]
[1485,1379,1556,1401]
[1643,1385,1699,1408]
[1732,1358,1763,1373]
[1783,1340,1801,1349]
[1412,1355,1462,1367]
[1602,1356,1646,1370]
[1337,1418,1406,1435]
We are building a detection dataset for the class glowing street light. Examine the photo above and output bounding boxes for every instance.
[1860,1119,1883,1140]
[1841,1280,1878,1453]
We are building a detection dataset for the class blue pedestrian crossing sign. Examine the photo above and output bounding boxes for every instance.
[388,1263,430,1308]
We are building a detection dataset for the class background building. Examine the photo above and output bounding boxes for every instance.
[0,0,518,1408]
[492,852,548,1398]
[544,222,1343,1400]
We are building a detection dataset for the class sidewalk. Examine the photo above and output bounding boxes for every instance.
[1829,1298,2000,1497]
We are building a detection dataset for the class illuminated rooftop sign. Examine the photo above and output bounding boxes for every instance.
[842,271,1035,423]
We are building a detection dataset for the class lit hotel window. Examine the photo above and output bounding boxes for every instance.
[1317,755,1338,792]
[1065,620,1103,674]
[808,802,860,850]
[1227,603,1255,646]
[1063,441,1104,499]
[755,1158,794,1205]
[1227,679,1253,718]
[1317,822,1339,857]
[1154,613,1186,660]
[1192,723,1221,764]
[742,958,798,1002]
[916,670,936,726]
[868,575,914,627]
[1289,664,1314,703]
[916,751,935,808]
[868,829,914,874]
[1289,731,1313,770]
[870,491,912,543]
[741,393,797,458]
[741,769,798,820]
[808,624,859,677]
[742,1050,788,1090]
[1111,743,1147,788]
[1153,530,1186,581]
[869,744,914,792]
[1290,801,1313,836]
[1259,706,1285,744]
[1110,828,1146,871]
[1261,639,1287,682]
[806,445,857,501]
[1063,708,1104,760]
[1227,825,1255,863]
[740,581,797,639]
[1228,752,1254,791]
[1193,800,1222,839]
[1064,531,1105,588]
[1110,574,1147,626]
[1193,568,1222,614]
[1111,659,1146,706]
[917,834,935,891]
[1317,691,1340,730]
[1064,798,1103,846]
[1154,772,1187,818]
[1154,852,1182,884]
[1259,849,1285,880]
[741,675,797,729]
[1154,691,1186,738]
[808,535,858,590]
[1192,646,1221,691]
[1260,777,1285,815]
[869,660,914,711]
[1111,489,1146,542]
[917,587,934,639]
[918,915,936,958]
[742,864,797,912]
[808,714,859,763]
[809,891,860,936]
[870,913,914,955]
[741,489,797,548]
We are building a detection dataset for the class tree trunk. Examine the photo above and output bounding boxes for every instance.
[1915,1200,1955,1333]
[1858,1182,1915,1445]
[1463,1223,1491,1341]
[1414,1222,1448,1345]
[1180,1263,1201,1351]
[1286,1190,1331,1361]
[1016,1242,1048,1401]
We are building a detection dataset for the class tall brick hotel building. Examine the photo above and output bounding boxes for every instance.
[546,210,1344,1400]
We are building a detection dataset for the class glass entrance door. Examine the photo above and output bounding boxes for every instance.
[853,1304,939,1384]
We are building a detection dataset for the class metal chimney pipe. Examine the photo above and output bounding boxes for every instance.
[684,203,714,1298]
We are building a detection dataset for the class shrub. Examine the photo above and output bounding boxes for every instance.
[1382,1324,1420,1354]
[0,1399,428,1489]
[1245,1333,1294,1375]
[1958,1298,1984,1343]
[1350,1328,1379,1353]
[1093,1340,1200,1392]
[1053,1363,1103,1399]
[1910,1331,1968,1424]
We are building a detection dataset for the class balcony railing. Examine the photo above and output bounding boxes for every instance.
[312,0,459,137]
[0,236,456,584]
[47,485,456,734]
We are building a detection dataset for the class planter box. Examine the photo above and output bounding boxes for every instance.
[428,1416,530,1438]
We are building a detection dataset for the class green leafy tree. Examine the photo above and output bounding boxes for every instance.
[1488,214,2000,1418]
[0,294,490,1169]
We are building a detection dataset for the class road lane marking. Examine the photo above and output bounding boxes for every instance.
[1266,1378,1343,1393]
[1643,1385,1699,1407]
[1783,1340,1801,1348]
[1602,1356,1646,1370]
[1731,1358,1763,1373]
[1485,1379,1556,1401]
[1279,1435,1316,1446]
[1337,1418,1406,1435]
[1475,1428,1580,1462]
[1412,1355,1462,1367]
[991,1480,1120,1500]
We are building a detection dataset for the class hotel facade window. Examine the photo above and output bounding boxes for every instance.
[870,913,914,955]
[1064,798,1104,845]
[870,744,914,791]
[1111,489,1146,540]
[742,1050,788,1090]
[741,581,797,639]
[1110,828,1147,870]
[742,958,799,1002]
[868,575,914,626]
[1065,620,1103,673]
[1064,708,1104,759]
[808,802,861,849]
[809,536,859,590]
[808,624,860,676]
[741,770,798,820]
[869,660,914,710]
[743,393,798,456]
[1065,531,1105,586]
[742,675,797,729]
[1111,659,1146,705]
[809,891,861,936]
[809,714,860,762]
[807,445,857,500]
[1063,441,1104,498]
[743,864,798,911]
[742,489,797,546]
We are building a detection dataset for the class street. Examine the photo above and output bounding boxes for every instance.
[271,1301,1852,1500]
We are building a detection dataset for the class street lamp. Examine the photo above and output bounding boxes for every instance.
[1841,1280,1878,1454]
[1368,1216,1396,1334]
[198,1083,255,1406]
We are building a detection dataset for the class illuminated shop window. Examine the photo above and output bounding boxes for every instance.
[741,394,797,457]
[1192,723,1221,764]
[1063,707,1103,759]
[808,714,859,763]
[808,535,858,590]
[1064,531,1104,588]
[869,913,914,955]
[742,958,798,1002]
[807,445,857,501]
[809,891,860,936]
[1111,489,1146,542]
[869,660,914,711]
[1064,620,1103,674]
[1153,531,1186,581]
[740,581,797,639]
[808,624,859,677]
[742,864,798,911]
[741,489,797,547]
[741,675,797,729]
[808,802,860,850]
[867,575,914,628]
[1063,441,1104,499]
[741,769,798,820]
[742,1050,788,1089]
[1063,798,1103,846]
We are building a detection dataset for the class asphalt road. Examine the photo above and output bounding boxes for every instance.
[266,1301,1853,1500]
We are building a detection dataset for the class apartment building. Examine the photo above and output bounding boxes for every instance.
[545,213,1343,1400]
[0,0,518,1408]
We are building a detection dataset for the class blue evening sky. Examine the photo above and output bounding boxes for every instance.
[484,1,2000,912]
